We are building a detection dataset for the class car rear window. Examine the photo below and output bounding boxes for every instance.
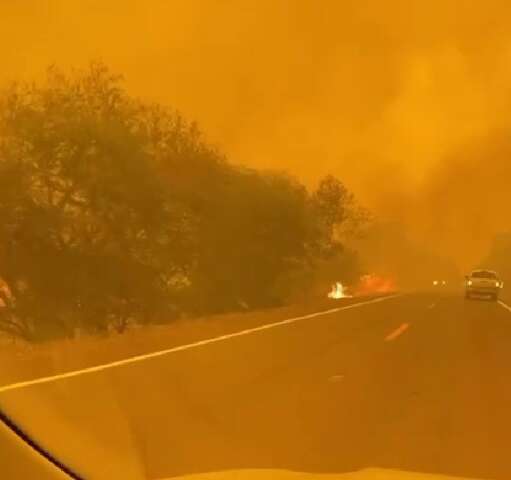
[471,271,497,279]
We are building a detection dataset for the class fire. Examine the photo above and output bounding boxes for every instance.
[354,273,396,296]
[328,282,351,299]
[327,274,396,299]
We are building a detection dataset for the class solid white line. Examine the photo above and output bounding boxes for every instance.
[498,300,511,313]
[0,294,402,394]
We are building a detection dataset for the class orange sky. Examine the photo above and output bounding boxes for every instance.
[2,1,511,268]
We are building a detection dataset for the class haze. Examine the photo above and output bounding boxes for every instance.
[3,0,511,269]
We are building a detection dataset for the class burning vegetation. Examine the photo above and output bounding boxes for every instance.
[327,282,351,299]
[355,274,397,296]
[327,274,397,300]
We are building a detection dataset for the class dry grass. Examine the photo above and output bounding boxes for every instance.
[0,295,376,386]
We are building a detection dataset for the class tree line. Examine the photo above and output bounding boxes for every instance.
[0,64,365,340]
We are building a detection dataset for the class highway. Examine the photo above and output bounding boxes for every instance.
[2,292,511,480]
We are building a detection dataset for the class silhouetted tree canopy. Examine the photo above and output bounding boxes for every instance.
[0,64,366,339]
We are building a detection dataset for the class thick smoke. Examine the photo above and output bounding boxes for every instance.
[2,1,511,269]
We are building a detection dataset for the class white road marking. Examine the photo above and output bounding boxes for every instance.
[498,300,511,313]
[328,375,344,383]
[0,294,402,394]
[385,322,409,342]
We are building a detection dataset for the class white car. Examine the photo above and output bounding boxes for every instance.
[465,269,503,301]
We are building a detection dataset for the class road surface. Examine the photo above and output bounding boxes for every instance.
[1,293,511,480]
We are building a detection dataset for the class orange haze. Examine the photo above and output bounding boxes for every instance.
[2,1,511,269]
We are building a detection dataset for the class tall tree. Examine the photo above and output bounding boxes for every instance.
[0,64,369,339]
[0,64,195,338]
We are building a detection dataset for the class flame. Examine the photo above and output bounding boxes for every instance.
[328,282,351,299]
[354,274,396,296]
[327,274,396,299]
[0,280,12,308]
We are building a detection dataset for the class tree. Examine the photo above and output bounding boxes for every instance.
[0,64,369,339]
[309,175,368,257]
[184,170,313,313]
[0,64,195,339]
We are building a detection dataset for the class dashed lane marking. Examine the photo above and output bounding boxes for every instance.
[385,322,409,342]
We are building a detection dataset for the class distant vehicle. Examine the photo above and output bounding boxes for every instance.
[432,279,447,287]
[465,269,503,301]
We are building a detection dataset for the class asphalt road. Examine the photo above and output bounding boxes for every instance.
[2,292,511,480]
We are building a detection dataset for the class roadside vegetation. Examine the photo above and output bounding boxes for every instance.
[0,64,366,340]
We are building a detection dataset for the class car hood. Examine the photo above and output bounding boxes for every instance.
[165,468,479,480]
